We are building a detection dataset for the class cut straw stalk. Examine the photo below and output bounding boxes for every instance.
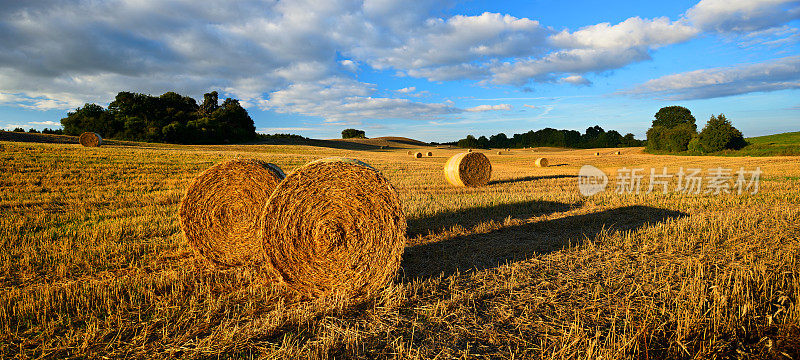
[443,152,492,187]
[260,157,406,299]
[179,159,285,267]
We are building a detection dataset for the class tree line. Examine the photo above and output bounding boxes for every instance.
[453,126,644,149]
[60,91,258,144]
[646,106,746,153]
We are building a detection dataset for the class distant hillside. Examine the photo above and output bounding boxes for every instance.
[330,136,432,148]
[747,131,800,146]
[371,136,430,146]
[707,131,800,156]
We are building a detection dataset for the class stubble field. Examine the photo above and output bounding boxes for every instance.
[1,139,799,359]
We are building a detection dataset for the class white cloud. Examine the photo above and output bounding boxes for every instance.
[3,124,26,130]
[29,121,60,126]
[489,16,697,85]
[523,104,537,109]
[397,87,416,93]
[351,12,551,71]
[560,75,591,85]
[259,77,459,121]
[550,16,698,49]
[465,104,512,112]
[626,55,800,100]
[684,0,800,32]
[340,60,359,72]
[1,0,800,121]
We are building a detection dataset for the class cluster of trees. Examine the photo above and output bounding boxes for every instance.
[646,106,746,153]
[7,127,63,134]
[60,91,257,144]
[455,126,643,149]
[341,129,366,139]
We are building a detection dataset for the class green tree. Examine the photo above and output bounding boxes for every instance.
[61,103,112,136]
[698,114,747,152]
[341,129,366,139]
[477,135,490,149]
[457,134,478,148]
[653,106,697,130]
[646,106,698,152]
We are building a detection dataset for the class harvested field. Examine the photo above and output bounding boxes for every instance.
[1,139,799,359]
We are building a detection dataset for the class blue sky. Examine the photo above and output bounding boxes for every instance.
[1,0,798,142]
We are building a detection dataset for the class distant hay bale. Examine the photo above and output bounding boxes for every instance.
[443,152,492,187]
[407,150,413,155]
[468,149,473,152]
[535,157,549,167]
[497,151,502,155]
[615,151,621,155]
[79,132,102,147]
[259,157,406,299]
[414,152,423,158]
[594,152,600,156]
[179,159,285,267]
[426,151,433,157]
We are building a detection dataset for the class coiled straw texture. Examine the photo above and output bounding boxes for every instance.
[79,132,102,147]
[179,159,285,267]
[259,157,406,299]
[443,152,492,187]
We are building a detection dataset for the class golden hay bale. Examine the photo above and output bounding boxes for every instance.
[443,152,492,187]
[426,151,433,157]
[79,132,102,147]
[414,152,423,158]
[468,149,473,152]
[535,157,549,167]
[615,151,621,155]
[259,157,406,299]
[407,150,413,155]
[594,152,600,156]
[179,159,285,267]
[497,151,502,155]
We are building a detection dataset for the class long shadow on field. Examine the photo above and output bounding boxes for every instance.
[401,205,688,281]
[489,174,576,185]
[406,200,575,238]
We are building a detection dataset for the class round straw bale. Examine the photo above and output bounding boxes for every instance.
[179,159,285,267]
[594,152,600,156]
[615,151,621,155]
[468,148,473,152]
[79,132,102,147]
[443,152,492,187]
[414,152,423,158]
[535,157,549,167]
[426,151,433,157]
[497,151,502,155]
[407,150,413,155]
[259,157,406,299]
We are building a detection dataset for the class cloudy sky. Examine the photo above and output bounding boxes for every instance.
[1,0,799,141]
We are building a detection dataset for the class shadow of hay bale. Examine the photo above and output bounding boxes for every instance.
[401,205,688,280]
